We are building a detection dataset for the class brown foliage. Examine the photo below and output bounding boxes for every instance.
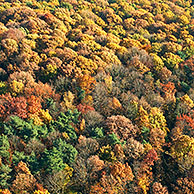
[11,162,36,194]
[84,110,104,129]
[113,144,125,162]
[60,63,82,78]
[149,127,166,151]
[72,156,88,191]
[0,93,27,120]
[76,135,99,159]
[87,155,105,173]
[15,161,31,175]
[24,82,60,102]
[90,161,134,194]
[151,182,169,194]
[77,103,95,114]
[158,67,172,82]
[106,115,140,141]
[11,173,36,193]
[124,138,144,160]
[180,57,194,76]
[110,161,134,183]
[171,113,194,139]
[27,95,42,115]
[24,139,46,155]
[2,28,24,43]
[160,82,176,102]
[143,149,158,166]
[171,178,194,194]
[8,71,35,88]
[15,50,40,73]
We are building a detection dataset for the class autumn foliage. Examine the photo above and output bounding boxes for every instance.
[0,0,194,193]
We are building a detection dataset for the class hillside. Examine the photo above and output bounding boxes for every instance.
[0,0,194,193]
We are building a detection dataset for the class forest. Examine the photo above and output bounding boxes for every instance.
[0,0,194,193]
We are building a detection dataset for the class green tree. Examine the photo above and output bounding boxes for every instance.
[108,132,123,145]
[0,164,12,188]
[53,138,78,165]
[0,135,10,160]
[41,139,77,173]
[91,127,104,138]
[0,135,11,188]
[3,116,48,142]
[41,147,66,174]
[49,110,80,141]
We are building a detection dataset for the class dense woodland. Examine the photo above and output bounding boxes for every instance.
[0,0,194,193]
